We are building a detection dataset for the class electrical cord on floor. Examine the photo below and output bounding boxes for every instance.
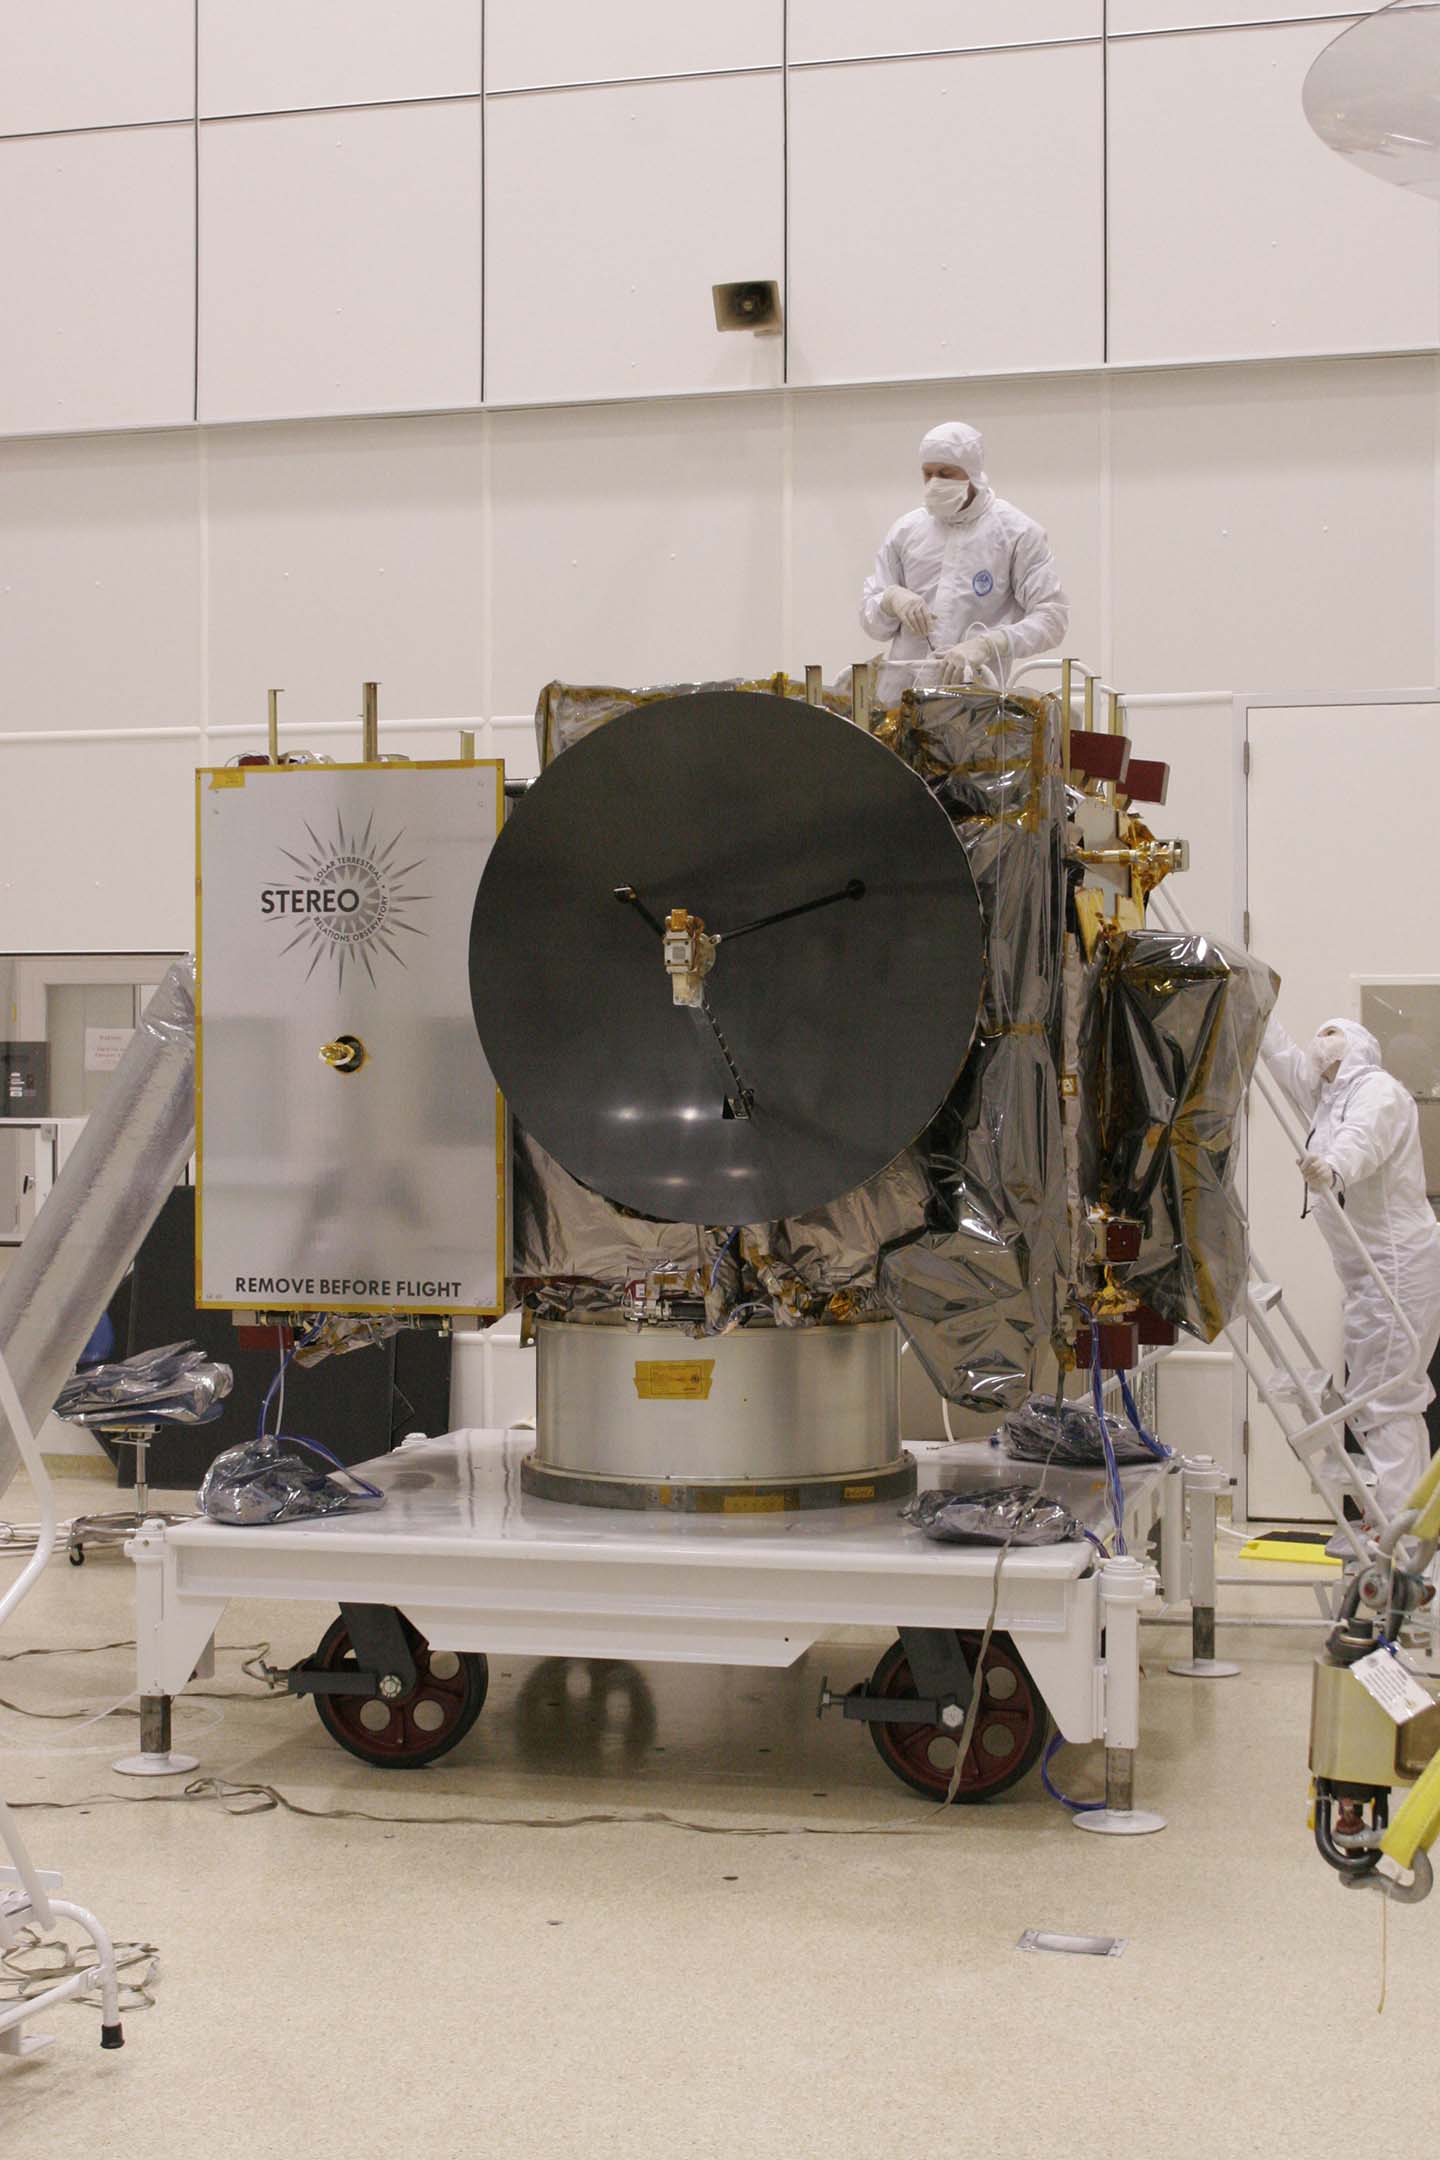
[0,1638,282,1695]
[0,1694,226,1759]
[5,1776,1004,1840]
[938,1393,1073,1811]
[1040,1731,1103,1813]
[1,1924,161,2017]
[0,1519,78,1559]
[0,1643,286,1756]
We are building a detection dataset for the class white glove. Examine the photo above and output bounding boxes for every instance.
[884,585,934,636]
[1300,1153,1337,1192]
[937,633,996,687]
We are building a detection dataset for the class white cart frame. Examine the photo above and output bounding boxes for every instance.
[130,1429,1178,1826]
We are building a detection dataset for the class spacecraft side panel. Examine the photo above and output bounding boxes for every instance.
[196,761,506,1315]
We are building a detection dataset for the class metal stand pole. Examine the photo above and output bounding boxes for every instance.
[113,1692,198,1780]
[1158,1458,1186,1606]
[1075,1556,1167,1836]
[113,1521,199,1777]
[1169,1457,1242,1678]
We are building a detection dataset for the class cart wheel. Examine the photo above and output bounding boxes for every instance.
[310,1612,489,1769]
[866,1633,1050,1804]
[68,1543,85,1566]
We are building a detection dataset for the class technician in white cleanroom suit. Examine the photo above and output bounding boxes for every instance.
[859,421,1069,702]
[1263,1014,1440,1520]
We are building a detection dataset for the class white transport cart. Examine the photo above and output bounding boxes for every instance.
[128,1428,1176,1830]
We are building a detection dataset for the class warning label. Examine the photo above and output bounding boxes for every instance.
[633,1360,716,1401]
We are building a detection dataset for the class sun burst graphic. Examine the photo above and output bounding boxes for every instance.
[273,808,431,989]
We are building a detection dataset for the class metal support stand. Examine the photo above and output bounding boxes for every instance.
[112,1692,198,1779]
[1075,1556,1167,1836]
[1157,1458,1186,1607]
[1168,1457,1242,1679]
[69,1423,191,1565]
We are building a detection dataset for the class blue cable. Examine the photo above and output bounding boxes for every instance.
[1084,1315,1128,1554]
[1118,1366,1171,1461]
[273,1427,384,1501]
[256,1321,324,1441]
[1040,1731,1102,1813]
[257,1346,297,1442]
[708,1229,740,1292]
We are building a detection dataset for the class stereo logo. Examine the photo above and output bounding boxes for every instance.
[261,812,429,986]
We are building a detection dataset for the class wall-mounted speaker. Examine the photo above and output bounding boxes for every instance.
[712,279,782,334]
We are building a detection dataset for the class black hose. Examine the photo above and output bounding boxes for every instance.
[1313,1787,1387,1876]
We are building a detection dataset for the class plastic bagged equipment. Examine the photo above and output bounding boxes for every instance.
[55,1342,232,1428]
[1000,1393,1159,1471]
[198,1434,384,1525]
[903,1484,1083,1547]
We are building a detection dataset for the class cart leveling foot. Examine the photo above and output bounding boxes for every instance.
[113,1693,198,1777]
[1169,1460,1241,1679]
[1079,1557,1167,1833]
[1072,1746,1167,1836]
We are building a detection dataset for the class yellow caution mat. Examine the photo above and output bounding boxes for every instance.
[1238,1527,1341,1569]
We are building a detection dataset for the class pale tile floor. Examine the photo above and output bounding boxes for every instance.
[0,1469,1436,2160]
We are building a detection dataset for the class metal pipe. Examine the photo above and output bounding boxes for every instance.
[267,687,282,763]
[850,662,875,733]
[0,961,197,1502]
[1215,1572,1333,1587]
[1104,1747,1135,1813]
[139,1696,172,1757]
[1142,1613,1332,1631]
[1059,656,1073,781]
[361,681,380,764]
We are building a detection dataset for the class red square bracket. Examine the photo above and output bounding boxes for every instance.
[1068,730,1131,786]
[1121,758,1170,806]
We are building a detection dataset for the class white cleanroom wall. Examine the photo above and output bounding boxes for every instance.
[2,2,1439,1475]
[3,10,1436,432]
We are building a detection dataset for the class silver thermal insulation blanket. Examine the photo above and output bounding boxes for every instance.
[536,673,851,768]
[0,960,197,1501]
[872,689,1069,1410]
[516,682,1070,1410]
[1079,928,1278,1341]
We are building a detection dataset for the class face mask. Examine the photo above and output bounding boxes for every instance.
[1310,1027,1347,1081]
[923,477,971,522]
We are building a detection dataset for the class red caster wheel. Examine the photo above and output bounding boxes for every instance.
[866,1633,1049,1803]
[310,1613,488,1768]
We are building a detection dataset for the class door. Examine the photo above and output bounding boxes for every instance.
[12,954,181,1119]
[1245,696,1440,1519]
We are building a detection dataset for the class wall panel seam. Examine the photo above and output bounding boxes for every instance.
[1105,13,1363,44]
[4,344,1439,449]
[198,90,484,130]
[787,37,1102,74]
[485,62,783,101]
[0,115,193,145]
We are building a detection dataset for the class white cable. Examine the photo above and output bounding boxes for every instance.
[274,1321,286,1434]
[0,1341,64,1932]
[0,1350,54,1633]
[0,1699,225,1760]
[2,1925,161,2016]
